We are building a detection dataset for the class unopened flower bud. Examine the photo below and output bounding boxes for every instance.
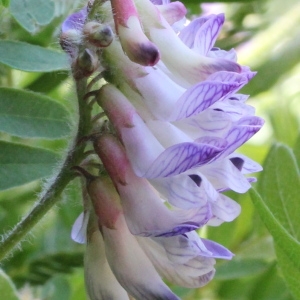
[111,0,160,66]
[87,176,123,229]
[74,48,99,79]
[83,21,114,48]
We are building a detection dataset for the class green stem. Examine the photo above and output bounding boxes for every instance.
[0,78,92,261]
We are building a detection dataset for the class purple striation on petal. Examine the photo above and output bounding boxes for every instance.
[179,16,211,48]
[201,239,234,260]
[169,81,243,121]
[61,8,87,33]
[219,116,264,158]
[156,222,200,237]
[151,0,170,4]
[207,71,252,86]
[144,141,225,178]
[195,136,228,149]
[193,14,225,55]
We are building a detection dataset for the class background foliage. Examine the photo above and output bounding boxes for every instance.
[0,0,299,299]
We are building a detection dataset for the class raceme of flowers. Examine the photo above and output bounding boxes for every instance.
[60,0,264,299]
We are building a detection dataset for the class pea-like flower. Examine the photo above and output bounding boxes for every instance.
[61,0,264,298]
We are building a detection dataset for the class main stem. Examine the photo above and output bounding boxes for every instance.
[0,78,92,261]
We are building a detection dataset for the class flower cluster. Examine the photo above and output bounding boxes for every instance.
[61,0,264,299]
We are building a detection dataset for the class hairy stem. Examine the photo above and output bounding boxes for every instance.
[0,78,92,261]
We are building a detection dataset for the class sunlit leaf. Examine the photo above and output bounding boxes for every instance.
[258,144,300,240]
[0,141,60,190]
[0,88,71,139]
[0,269,20,300]
[250,144,300,298]
[0,41,68,72]
[9,0,55,33]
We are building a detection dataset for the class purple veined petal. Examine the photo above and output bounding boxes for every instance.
[200,157,252,193]
[61,7,87,33]
[84,225,129,300]
[120,114,165,177]
[208,47,237,61]
[151,171,218,209]
[134,67,185,120]
[208,194,241,225]
[71,211,89,244]
[146,120,193,148]
[174,109,232,140]
[137,236,216,288]
[118,173,212,237]
[143,140,225,179]
[179,16,211,48]
[207,71,253,85]
[151,0,170,4]
[102,215,180,300]
[136,2,241,87]
[153,232,212,263]
[201,239,234,260]
[217,116,264,159]
[228,153,263,174]
[169,80,244,122]
[193,14,225,56]
[98,134,211,237]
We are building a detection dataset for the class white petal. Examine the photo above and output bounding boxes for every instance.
[84,228,129,300]
[208,194,241,225]
[200,158,251,193]
[71,211,89,244]
[138,236,216,288]
[103,215,180,300]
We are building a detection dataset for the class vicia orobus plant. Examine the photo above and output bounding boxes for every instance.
[0,0,299,299]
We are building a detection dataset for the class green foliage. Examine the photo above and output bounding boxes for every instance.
[0,41,68,72]
[250,143,300,299]
[0,270,20,300]
[0,88,71,138]
[0,141,60,190]
[9,0,55,33]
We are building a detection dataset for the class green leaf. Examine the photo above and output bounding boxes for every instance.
[0,88,71,139]
[249,263,293,300]
[0,41,68,72]
[9,0,55,33]
[25,72,69,94]
[215,259,270,280]
[276,244,300,299]
[41,275,71,300]
[0,269,20,300]
[0,141,60,190]
[250,188,300,269]
[258,144,300,240]
[293,134,300,170]
[0,0,10,7]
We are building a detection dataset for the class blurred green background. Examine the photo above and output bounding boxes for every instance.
[0,0,299,299]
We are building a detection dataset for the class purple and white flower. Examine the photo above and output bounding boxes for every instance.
[61,0,264,298]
